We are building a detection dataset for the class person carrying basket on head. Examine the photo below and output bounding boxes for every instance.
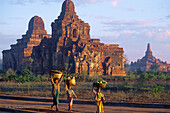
[64,76,77,112]
[50,70,64,111]
[92,81,107,113]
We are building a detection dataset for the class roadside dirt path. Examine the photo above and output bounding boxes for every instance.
[0,95,170,113]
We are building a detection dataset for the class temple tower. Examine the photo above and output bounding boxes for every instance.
[51,0,90,52]
[145,43,153,57]
[130,43,170,72]
[3,16,51,71]
[24,16,51,57]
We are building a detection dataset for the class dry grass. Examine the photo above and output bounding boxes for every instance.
[0,81,170,104]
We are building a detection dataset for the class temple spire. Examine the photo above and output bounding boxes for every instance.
[56,0,76,20]
[147,43,151,52]
[145,43,152,57]
[27,16,47,36]
[62,0,75,13]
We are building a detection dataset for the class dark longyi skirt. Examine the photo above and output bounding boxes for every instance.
[53,90,59,105]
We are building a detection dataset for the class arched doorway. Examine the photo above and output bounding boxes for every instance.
[73,29,77,38]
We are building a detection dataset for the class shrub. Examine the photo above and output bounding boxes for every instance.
[39,74,49,82]
[157,74,167,80]
[16,69,34,77]
[114,76,125,81]
[153,85,165,99]
[16,69,35,83]
[3,68,16,81]
[89,75,103,82]
[121,82,132,88]
[153,86,165,94]
[148,73,156,80]
[139,73,148,81]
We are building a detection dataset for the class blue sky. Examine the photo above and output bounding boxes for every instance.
[0,0,170,63]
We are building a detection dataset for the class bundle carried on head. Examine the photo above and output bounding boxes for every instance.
[50,70,63,79]
[64,76,76,86]
[93,80,107,88]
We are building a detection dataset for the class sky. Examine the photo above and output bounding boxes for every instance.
[0,0,170,63]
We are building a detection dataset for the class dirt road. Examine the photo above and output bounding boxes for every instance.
[0,95,170,113]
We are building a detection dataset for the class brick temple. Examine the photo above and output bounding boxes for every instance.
[130,43,170,72]
[3,0,126,76]
[3,16,51,71]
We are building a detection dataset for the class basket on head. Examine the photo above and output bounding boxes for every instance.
[51,70,62,79]
[65,77,76,86]
[93,80,107,88]
[98,83,106,88]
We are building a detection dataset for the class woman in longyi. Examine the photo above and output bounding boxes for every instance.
[50,71,64,111]
[64,76,77,112]
[92,85,106,113]
[65,83,77,111]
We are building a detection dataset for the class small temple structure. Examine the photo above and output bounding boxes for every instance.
[3,0,126,76]
[130,43,170,72]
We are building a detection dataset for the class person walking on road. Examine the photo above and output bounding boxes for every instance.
[65,82,77,112]
[50,71,64,111]
[92,86,106,113]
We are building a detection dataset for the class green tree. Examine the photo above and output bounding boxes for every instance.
[127,71,136,80]
[139,73,148,81]
[64,63,72,76]
[3,68,16,81]
[150,64,160,72]
[148,73,156,80]
[24,57,34,70]
[16,69,35,83]
[157,73,166,80]
[124,54,130,71]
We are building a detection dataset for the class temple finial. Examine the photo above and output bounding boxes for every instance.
[147,43,151,52]
[145,43,152,56]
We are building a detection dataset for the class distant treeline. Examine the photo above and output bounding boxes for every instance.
[0,67,170,84]
[0,68,49,83]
